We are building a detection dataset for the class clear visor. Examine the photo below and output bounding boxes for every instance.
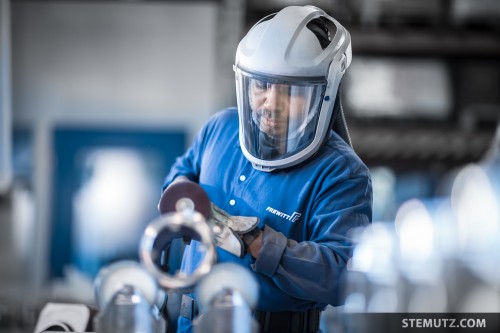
[237,70,326,162]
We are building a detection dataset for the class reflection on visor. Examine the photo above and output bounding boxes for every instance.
[238,71,326,161]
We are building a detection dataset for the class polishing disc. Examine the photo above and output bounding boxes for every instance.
[159,180,211,218]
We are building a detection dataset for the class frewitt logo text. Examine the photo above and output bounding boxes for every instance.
[266,207,301,223]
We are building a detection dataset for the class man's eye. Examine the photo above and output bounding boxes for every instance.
[254,80,268,90]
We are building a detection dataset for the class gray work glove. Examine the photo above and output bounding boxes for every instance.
[209,203,261,258]
[159,177,260,258]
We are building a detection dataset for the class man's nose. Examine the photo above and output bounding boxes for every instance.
[263,85,280,110]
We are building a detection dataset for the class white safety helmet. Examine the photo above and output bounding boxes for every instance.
[234,5,352,171]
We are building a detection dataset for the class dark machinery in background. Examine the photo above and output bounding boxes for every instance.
[247,0,500,172]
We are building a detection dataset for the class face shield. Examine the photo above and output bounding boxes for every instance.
[236,68,327,167]
[234,6,352,171]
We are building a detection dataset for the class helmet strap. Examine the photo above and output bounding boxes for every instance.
[330,85,352,147]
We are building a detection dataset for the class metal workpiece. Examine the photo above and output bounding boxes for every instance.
[194,290,258,333]
[139,204,217,290]
[194,263,259,333]
[195,263,259,313]
[92,261,166,333]
[95,285,165,333]
[94,260,165,311]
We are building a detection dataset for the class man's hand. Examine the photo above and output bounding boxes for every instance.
[209,203,261,258]
[159,178,261,258]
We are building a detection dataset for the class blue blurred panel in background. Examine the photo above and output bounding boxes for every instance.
[51,127,185,279]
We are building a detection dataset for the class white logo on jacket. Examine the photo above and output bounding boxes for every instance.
[266,206,302,222]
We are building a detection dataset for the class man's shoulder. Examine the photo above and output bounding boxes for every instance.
[314,132,370,179]
[202,107,239,143]
[208,107,239,125]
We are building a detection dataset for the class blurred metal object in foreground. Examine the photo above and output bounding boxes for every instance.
[35,181,258,333]
[94,260,165,311]
[95,285,164,333]
[93,261,166,333]
[140,195,217,290]
[194,263,259,333]
[341,160,500,333]
[141,183,259,332]
[33,303,92,333]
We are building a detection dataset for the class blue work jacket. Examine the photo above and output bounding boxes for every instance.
[162,108,372,332]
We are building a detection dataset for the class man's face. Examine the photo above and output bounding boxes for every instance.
[249,79,308,139]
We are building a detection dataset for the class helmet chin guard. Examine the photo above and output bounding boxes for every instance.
[234,5,351,171]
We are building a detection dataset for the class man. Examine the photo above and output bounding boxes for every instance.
[162,5,372,333]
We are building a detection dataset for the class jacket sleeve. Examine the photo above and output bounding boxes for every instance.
[162,121,211,191]
[253,174,372,307]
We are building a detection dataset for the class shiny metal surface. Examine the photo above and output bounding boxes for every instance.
[94,260,163,310]
[194,289,258,333]
[139,208,216,290]
[194,263,259,333]
[95,285,164,333]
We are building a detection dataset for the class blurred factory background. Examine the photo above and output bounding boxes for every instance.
[0,0,499,331]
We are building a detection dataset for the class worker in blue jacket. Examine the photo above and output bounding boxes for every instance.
[162,5,372,333]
